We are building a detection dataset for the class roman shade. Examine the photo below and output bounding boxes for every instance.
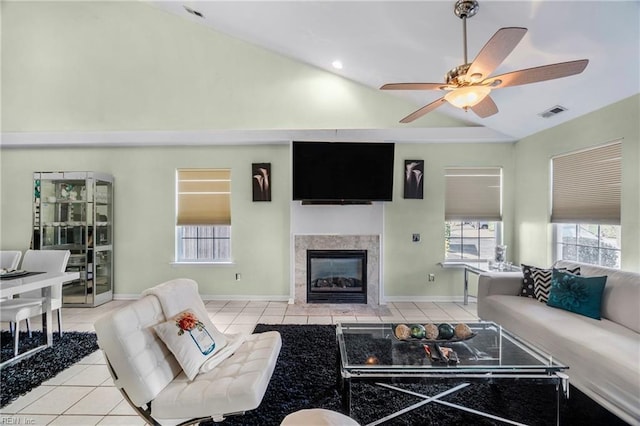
[551,141,622,224]
[177,169,231,226]
[445,167,502,221]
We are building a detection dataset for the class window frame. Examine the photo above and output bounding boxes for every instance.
[445,220,503,262]
[174,168,233,264]
[552,223,621,269]
[175,225,233,264]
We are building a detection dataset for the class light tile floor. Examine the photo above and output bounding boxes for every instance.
[1,300,478,425]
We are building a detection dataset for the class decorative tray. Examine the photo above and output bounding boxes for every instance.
[392,323,477,343]
[0,269,29,278]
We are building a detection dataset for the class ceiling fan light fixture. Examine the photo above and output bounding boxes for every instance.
[444,85,491,109]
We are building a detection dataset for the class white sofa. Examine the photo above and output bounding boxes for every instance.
[94,278,282,425]
[477,260,640,425]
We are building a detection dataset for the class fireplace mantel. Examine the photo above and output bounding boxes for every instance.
[293,234,380,305]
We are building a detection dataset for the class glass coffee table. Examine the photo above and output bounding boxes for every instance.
[336,322,568,426]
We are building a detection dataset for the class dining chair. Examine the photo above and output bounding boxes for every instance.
[0,250,22,270]
[0,250,71,356]
[18,249,71,336]
[0,298,45,356]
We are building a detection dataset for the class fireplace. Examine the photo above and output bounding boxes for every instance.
[307,250,367,304]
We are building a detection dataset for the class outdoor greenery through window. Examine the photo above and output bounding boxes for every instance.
[176,169,232,263]
[554,224,621,268]
[445,221,499,261]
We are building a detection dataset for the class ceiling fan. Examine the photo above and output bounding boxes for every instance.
[381,0,589,123]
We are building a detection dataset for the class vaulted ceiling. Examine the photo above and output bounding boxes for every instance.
[149,0,640,140]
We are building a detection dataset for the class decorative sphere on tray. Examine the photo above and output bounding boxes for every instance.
[424,323,439,340]
[454,323,473,339]
[395,324,411,340]
[437,323,455,340]
[410,324,426,339]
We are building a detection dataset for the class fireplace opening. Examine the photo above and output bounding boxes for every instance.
[307,250,367,304]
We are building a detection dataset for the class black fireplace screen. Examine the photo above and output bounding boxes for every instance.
[307,250,367,303]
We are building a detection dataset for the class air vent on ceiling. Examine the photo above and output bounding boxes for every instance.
[183,5,204,18]
[539,105,567,118]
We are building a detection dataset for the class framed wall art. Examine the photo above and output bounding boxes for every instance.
[403,160,424,199]
[252,163,271,202]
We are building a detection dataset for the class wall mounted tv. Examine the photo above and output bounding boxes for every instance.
[292,141,395,203]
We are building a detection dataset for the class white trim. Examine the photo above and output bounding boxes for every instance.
[383,296,477,303]
[170,261,236,266]
[114,293,291,302]
[0,127,515,148]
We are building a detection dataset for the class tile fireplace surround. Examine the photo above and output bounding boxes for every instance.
[294,235,380,305]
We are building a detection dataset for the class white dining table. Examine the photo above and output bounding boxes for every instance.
[0,271,80,369]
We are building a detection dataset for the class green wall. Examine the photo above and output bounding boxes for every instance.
[0,142,515,299]
[513,94,640,272]
[0,145,291,297]
[384,143,515,298]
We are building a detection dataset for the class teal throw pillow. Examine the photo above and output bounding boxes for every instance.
[547,269,607,320]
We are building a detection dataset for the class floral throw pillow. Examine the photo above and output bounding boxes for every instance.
[547,269,607,320]
[153,309,227,381]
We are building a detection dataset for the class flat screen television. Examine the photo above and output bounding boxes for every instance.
[292,141,395,202]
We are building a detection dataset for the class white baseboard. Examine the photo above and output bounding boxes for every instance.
[114,293,475,304]
[114,293,290,302]
[383,295,477,303]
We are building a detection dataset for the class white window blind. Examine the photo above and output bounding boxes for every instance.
[551,141,622,224]
[176,169,231,226]
[445,167,502,221]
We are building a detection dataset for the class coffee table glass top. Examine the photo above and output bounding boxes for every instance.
[337,322,567,375]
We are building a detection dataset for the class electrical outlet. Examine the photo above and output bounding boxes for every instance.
[428,273,435,282]
[235,273,242,281]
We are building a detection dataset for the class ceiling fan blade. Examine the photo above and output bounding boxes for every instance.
[467,27,527,81]
[399,98,447,123]
[488,59,589,88]
[470,95,498,118]
[381,83,444,91]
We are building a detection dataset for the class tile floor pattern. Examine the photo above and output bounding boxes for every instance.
[1,300,478,425]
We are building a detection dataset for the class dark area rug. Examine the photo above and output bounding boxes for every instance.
[1,331,99,407]
[202,324,628,426]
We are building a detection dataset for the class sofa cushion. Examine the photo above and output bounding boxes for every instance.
[554,260,640,333]
[151,331,282,422]
[547,269,607,319]
[154,309,228,381]
[94,295,182,408]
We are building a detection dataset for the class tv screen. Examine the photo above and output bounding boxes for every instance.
[292,141,395,202]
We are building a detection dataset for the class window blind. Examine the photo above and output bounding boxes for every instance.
[445,167,502,221]
[176,169,231,226]
[551,141,622,224]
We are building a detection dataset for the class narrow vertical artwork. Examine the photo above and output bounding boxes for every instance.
[404,160,424,199]
[252,163,271,201]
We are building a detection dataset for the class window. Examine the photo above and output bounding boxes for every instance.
[445,221,500,261]
[176,169,231,263]
[444,167,502,261]
[551,141,622,268]
[553,224,621,268]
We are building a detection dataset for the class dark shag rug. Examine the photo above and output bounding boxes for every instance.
[202,324,628,426]
[1,331,99,407]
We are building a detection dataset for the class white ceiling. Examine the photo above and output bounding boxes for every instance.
[147,0,640,142]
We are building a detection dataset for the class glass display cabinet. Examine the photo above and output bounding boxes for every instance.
[33,171,113,307]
